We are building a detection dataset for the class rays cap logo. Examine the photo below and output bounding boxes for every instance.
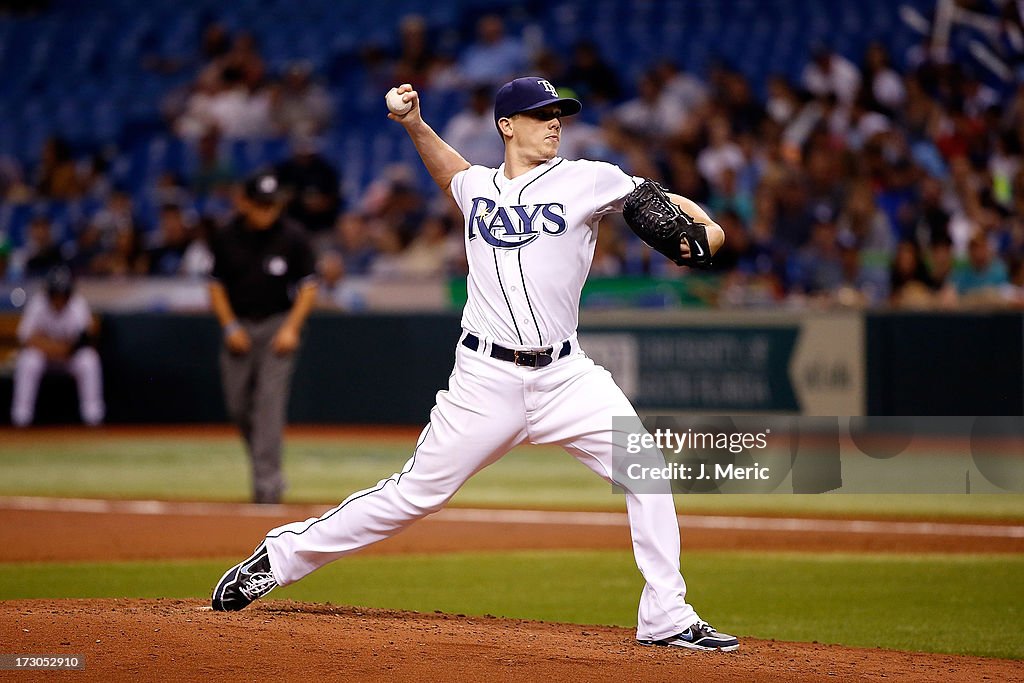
[493,76,582,125]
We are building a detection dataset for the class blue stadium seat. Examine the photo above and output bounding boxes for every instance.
[0,0,955,213]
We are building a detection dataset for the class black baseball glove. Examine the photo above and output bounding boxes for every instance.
[622,180,713,268]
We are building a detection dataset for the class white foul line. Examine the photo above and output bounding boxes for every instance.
[0,496,1022,539]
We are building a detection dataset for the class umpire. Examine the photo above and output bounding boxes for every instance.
[209,169,318,504]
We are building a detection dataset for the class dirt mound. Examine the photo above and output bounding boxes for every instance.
[3,505,1022,564]
[1,599,1018,682]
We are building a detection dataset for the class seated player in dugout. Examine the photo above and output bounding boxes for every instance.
[212,77,735,652]
[11,265,105,427]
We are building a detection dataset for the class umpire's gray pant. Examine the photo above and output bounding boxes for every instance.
[220,313,296,504]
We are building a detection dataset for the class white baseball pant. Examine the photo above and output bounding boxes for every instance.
[11,347,105,427]
[264,334,698,641]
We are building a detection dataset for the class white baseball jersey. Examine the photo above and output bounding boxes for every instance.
[261,152,711,643]
[17,292,92,344]
[450,157,642,348]
[12,291,104,427]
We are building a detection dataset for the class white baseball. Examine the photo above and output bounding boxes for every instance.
[386,87,412,115]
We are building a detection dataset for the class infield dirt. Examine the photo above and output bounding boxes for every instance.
[2,599,1022,682]
[1,502,1023,680]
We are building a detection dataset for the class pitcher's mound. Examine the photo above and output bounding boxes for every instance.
[1,599,1016,682]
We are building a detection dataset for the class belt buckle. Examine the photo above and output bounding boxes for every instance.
[514,349,551,367]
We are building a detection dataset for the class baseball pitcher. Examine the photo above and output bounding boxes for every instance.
[212,77,737,652]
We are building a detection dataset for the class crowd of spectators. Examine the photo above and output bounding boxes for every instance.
[2,7,1024,311]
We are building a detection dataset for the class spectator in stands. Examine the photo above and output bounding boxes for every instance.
[208,65,274,139]
[590,220,625,277]
[765,75,802,126]
[709,167,754,225]
[220,30,266,92]
[772,171,816,253]
[74,188,141,267]
[654,60,709,118]
[442,85,504,167]
[142,204,193,276]
[88,224,146,277]
[368,223,408,279]
[530,47,567,86]
[953,233,1009,294]
[717,69,765,135]
[35,137,83,200]
[176,67,224,140]
[80,150,113,201]
[926,235,958,302]
[392,14,440,88]
[11,266,104,427]
[802,46,862,107]
[152,171,192,211]
[317,250,366,311]
[0,154,32,205]
[666,149,711,205]
[612,71,679,142]
[802,142,845,220]
[1002,255,1024,306]
[558,98,613,161]
[275,132,342,237]
[457,14,527,87]
[862,42,905,115]
[400,213,460,278]
[181,216,215,278]
[175,66,219,141]
[332,212,378,276]
[191,127,236,197]
[201,22,232,64]
[833,235,873,307]
[890,239,933,306]
[912,175,953,246]
[360,163,426,245]
[16,215,66,279]
[791,207,844,295]
[697,116,745,190]
[838,94,892,151]
[271,61,334,137]
[176,28,273,142]
[565,40,621,108]
[709,209,760,275]
[68,222,105,277]
[837,181,895,254]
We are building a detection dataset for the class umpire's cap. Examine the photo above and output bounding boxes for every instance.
[243,169,286,206]
[494,76,582,123]
[46,265,73,297]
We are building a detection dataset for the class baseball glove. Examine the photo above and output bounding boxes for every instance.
[622,180,713,268]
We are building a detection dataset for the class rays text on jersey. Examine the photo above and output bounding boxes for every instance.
[467,198,567,249]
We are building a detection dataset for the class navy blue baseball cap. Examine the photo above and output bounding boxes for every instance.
[494,77,582,123]
[46,265,73,296]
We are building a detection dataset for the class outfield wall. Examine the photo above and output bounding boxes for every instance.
[1,310,1021,424]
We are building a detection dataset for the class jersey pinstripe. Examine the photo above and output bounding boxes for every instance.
[450,157,642,348]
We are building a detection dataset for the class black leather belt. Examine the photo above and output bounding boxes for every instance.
[462,333,571,368]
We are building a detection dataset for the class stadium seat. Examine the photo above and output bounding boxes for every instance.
[0,0,941,212]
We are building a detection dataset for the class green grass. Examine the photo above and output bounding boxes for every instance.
[1,434,1023,519]
[1,435,1023,518]
[1,550,1021,659]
